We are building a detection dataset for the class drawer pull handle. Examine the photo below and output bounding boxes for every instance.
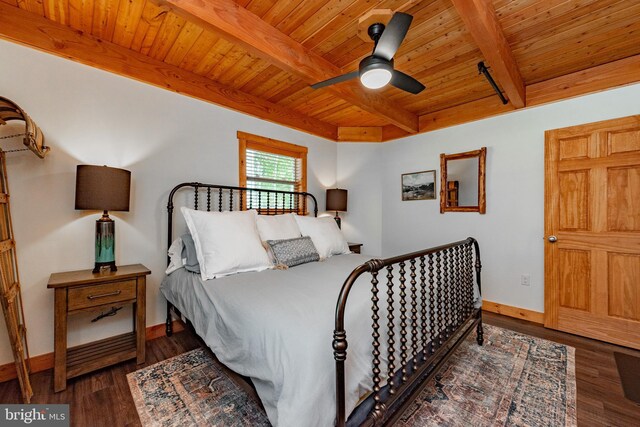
[87,290,121,300]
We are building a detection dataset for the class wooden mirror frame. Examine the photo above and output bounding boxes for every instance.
[440,147,486,214]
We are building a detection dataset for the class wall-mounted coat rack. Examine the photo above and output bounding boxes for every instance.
[0,96,50,403]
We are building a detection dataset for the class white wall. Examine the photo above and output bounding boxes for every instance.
[3,35,640,368]
[336,143,383,256]
[339,83,640,313]
[0,39,338,364]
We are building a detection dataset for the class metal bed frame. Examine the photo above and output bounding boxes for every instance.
[164,183,483,427]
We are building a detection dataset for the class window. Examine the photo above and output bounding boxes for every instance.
[238,131,307,213]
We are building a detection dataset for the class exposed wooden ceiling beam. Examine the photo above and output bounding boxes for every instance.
[526,54,640,107]
[419,96,515,133]
[337,127,382,142]
[382,125,411,142]
[382,54,640,141]
[0,3,337,140]
[450,0,526,108]
[160,0,419,133]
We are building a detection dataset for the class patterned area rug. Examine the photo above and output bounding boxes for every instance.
[397,324,577,427]
[127,325,576,427]
[127,348,270,426]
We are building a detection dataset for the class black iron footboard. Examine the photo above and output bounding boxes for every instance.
[333,238,483,426]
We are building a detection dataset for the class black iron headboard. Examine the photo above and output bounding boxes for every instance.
[166,182,318,255]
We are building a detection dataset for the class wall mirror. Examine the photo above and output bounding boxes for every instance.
[440,147,486,214]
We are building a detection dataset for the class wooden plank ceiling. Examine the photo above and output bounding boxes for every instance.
[0,0,639,141]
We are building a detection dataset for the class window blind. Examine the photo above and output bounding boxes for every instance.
[245,148,302,210]
[246,149,300,186]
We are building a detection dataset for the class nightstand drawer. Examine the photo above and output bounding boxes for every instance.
[68,280,136,311]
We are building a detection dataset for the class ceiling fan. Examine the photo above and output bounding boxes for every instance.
[311,12,425,94]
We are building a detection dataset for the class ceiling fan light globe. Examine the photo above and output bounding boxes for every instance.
[361,68,392,89]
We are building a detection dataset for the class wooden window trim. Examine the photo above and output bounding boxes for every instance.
[238,131,308,213]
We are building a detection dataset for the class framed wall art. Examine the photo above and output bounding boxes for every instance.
[401,170,436,201]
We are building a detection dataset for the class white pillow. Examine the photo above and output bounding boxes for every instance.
[166,237,184,274]
[256,213,301,241]
[181,208,271,280]
[293,215,350,259]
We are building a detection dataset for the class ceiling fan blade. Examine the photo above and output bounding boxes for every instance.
[311,71,359,89]
[390,70,425,94]
[373,12,413,61]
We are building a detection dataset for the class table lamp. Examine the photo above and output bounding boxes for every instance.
[75,165,131,273]
[326,188,347,229]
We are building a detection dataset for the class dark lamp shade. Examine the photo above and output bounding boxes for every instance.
[326,188,348,212]
[75,165,131,211]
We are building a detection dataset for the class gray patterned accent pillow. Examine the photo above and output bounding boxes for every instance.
[266,236,320,268]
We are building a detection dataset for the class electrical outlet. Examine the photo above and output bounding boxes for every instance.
[521,274,530,286]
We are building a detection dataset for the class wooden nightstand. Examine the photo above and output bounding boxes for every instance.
[47,264,150,392]
[348,242,363,254]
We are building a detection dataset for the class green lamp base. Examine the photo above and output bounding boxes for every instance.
[93,211,118,274]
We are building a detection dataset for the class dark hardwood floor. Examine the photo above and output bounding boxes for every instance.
[484,313,640,427]
[0,313,638,426]
[0,330,202,427]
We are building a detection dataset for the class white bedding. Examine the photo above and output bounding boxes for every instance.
[161,253,481,426]
[161,254,376,427]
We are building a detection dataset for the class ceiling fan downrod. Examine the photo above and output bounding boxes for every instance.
[368,22,386,48]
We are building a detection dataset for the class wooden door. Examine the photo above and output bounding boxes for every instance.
[545,115,640,350]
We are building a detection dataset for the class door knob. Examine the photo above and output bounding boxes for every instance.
[548,235,558,243]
